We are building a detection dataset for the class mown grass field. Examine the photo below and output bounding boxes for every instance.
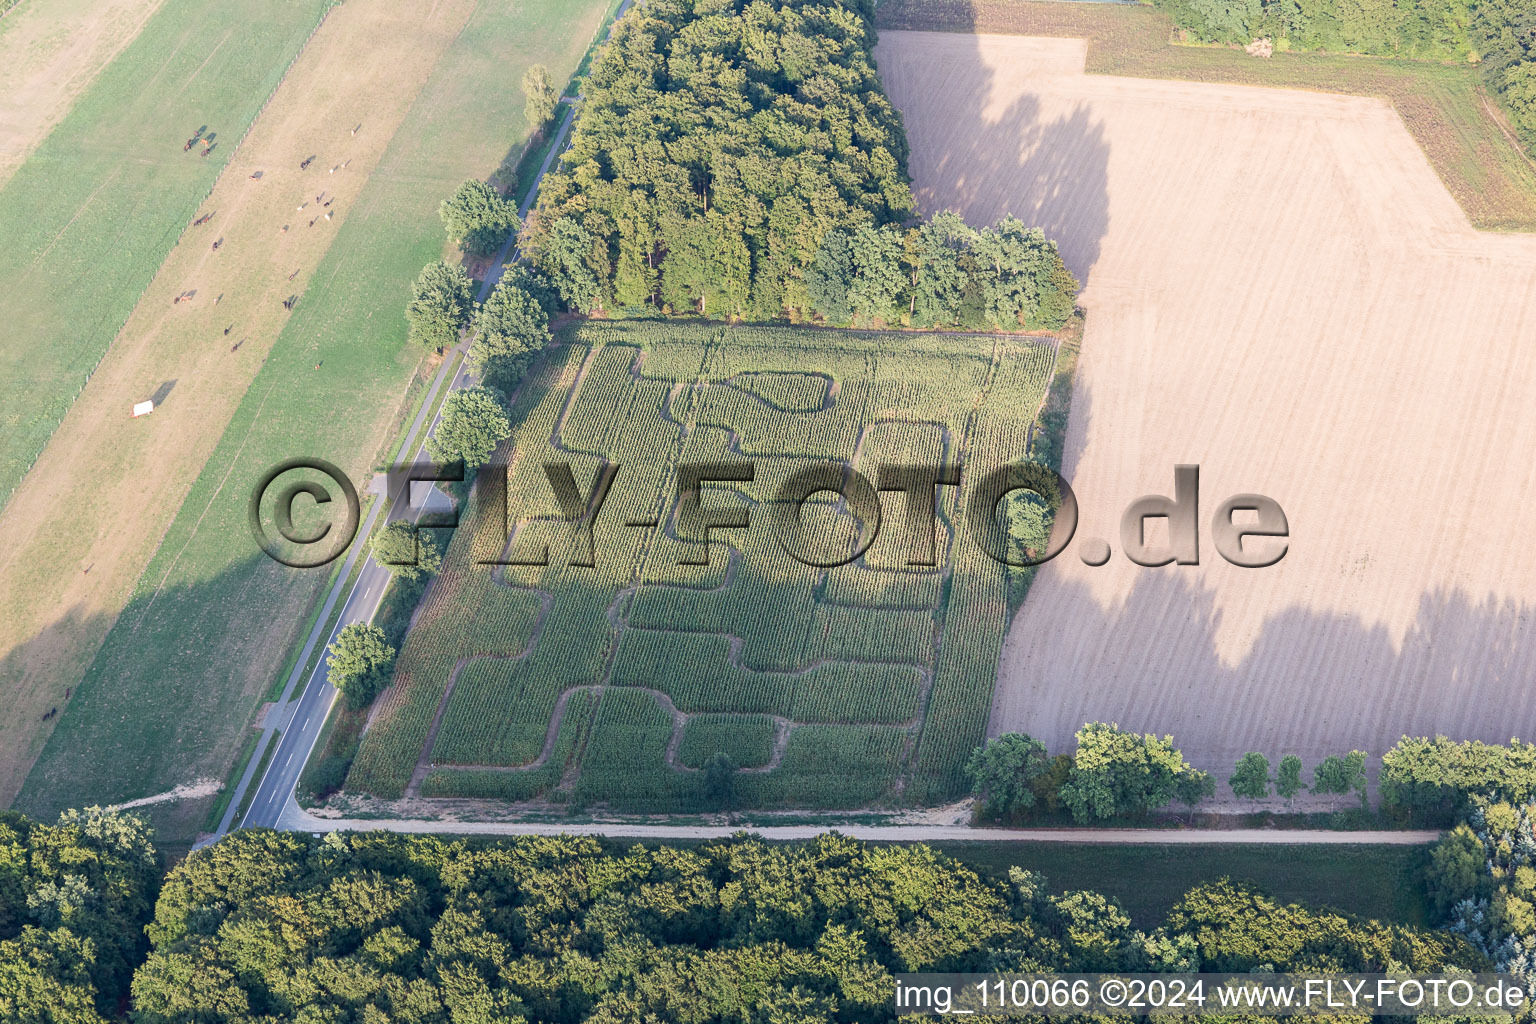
[0,0,478,808]
[15,0,616,841]
[349,320,1058,811]
[877,0,1536,231]
[0,0,339,509]
[928,841,1431,928]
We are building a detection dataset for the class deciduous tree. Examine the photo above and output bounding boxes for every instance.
[326,623,395,709]
[1059,722,1212,822]
[405,261,474,350]
[1275,754,1305,806]
[521,63,558,132]
[1229,752,1273,800]
[369,521,441,585]
[426,385,511,473]
[966,733,1053,819]
[469,276,550,393]
[440,179,520,257]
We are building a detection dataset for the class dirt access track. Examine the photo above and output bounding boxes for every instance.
[877,31,1536,774]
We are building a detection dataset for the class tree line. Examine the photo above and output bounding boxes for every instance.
[0,809,1486,1023]
[519,0,1077,328]
[1150,0,1536,154]
[970,729,1536,825]
[1428,797,1536,985]
[325,207,557,738]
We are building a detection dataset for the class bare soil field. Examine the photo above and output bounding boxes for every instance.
[0,0,166,188]
[0,0,476,805]
[876,31,1536,779]
[878,0,1536,232]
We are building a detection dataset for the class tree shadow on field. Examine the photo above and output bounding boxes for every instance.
[875,3,1111,285]
[4,550,326,851]
[995,556,1536,797]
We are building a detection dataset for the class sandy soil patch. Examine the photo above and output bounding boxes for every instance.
[0,0,168,188]
[877,31,1536,780]
[111,777,220,809]
[0,0,476,805]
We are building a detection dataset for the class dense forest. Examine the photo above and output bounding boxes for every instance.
[0,809,161,1024]
[523,0,1077,328]
[1150,0,1536,151]
[2,807,1500,1024]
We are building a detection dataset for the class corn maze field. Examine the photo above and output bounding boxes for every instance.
[347,320,1058,811]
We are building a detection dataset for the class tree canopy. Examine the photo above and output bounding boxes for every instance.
[0,812,1492,1022]
[326,623,396,709]
[426,385,513,473]
[405,261,475,350]
[1276,754,1305,803]
[0,808,159,1024]
[1229,751,1273,800]
[1059,722,1213,823]
[522,63,558,132]
[441,179,521,257]
[370,521,442,586]
[1381,735,1536,822]
[468,275,552,394]
[525,0,917,319]
[965,732,1052,819]
[1427,799,1536,981]
[122,829,1478,1023]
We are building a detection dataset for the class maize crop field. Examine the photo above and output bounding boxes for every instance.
[347,320,1058,811]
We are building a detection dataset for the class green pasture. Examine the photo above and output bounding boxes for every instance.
[0,0,338,508]
[15,0,616,842]
[930,841,1431,928]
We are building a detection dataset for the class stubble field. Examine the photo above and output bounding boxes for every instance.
[876,30,1536,776]
[0,0,167,188]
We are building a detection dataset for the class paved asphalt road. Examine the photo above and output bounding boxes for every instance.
[240,361,468,832]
